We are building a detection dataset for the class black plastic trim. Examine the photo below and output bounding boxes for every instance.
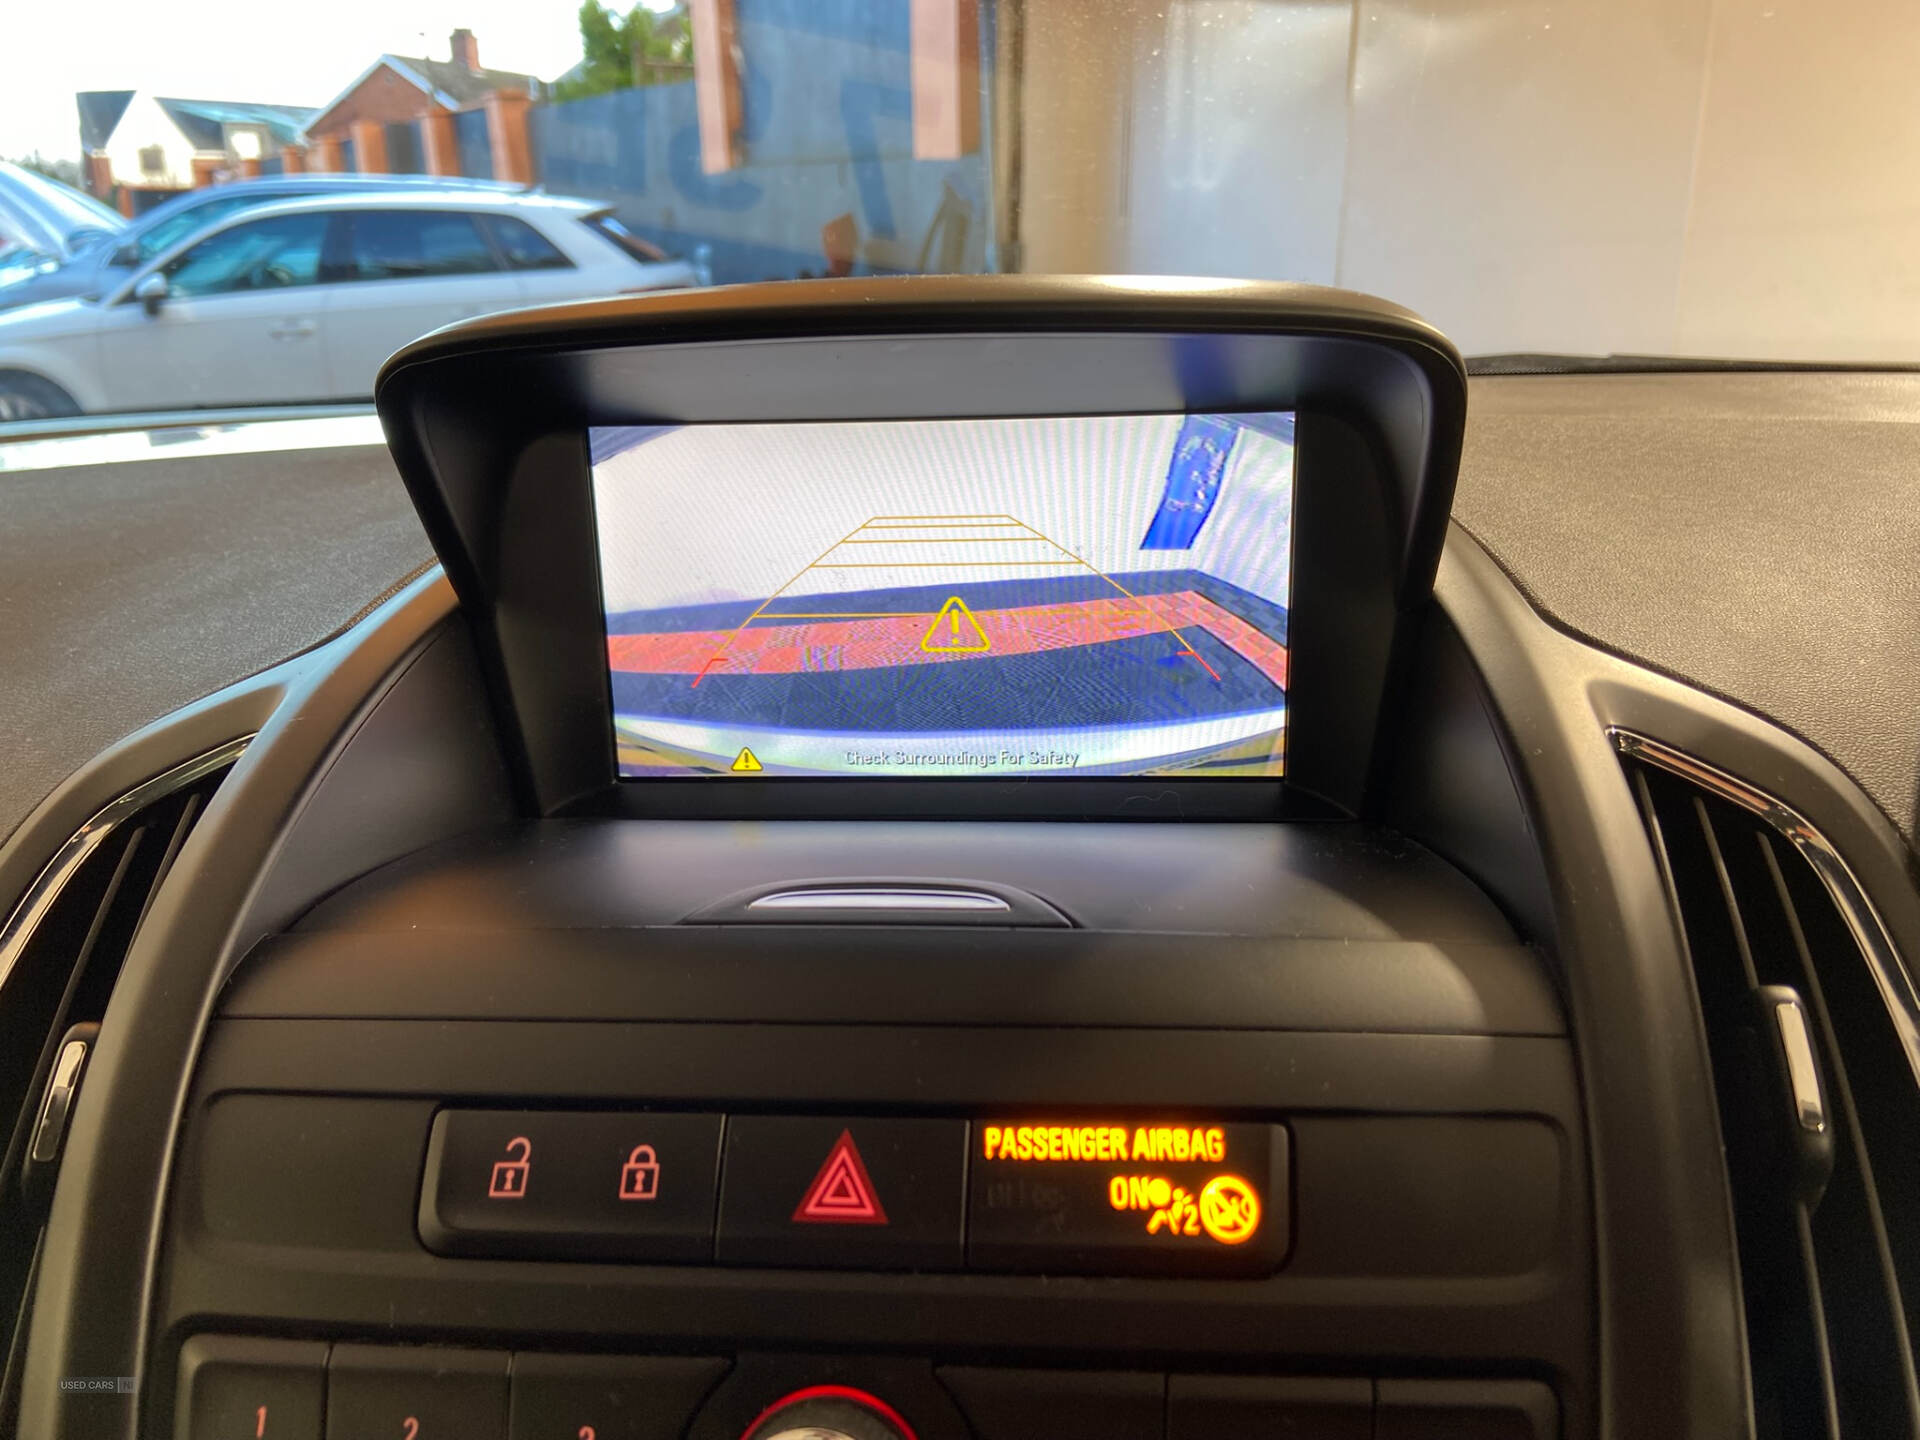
[373,277,1468,820]
[15,573,462,1440]
[1419,524,1920,1439]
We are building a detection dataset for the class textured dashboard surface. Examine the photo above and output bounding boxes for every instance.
[0,442,431,848]
[1,371,1916,855]
[1453,373,1920,848]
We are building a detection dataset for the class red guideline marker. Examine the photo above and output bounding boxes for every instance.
[793,1130,889,1225]
[1179,645,1222,682]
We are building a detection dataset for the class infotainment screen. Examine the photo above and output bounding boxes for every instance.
[591,413,1294,778]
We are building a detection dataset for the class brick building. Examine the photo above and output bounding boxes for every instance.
[301,31,545,184]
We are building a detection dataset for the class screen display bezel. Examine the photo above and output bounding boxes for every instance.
[586,411,1301,790]
[373,279,1466,823]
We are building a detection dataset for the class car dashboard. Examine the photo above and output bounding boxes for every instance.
[1,277,1918,1440]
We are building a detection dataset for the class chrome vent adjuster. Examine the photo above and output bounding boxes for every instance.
[1617,731,1920,1440]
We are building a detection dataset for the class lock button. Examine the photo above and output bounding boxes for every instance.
[420,1110,723,1262]
[619,1144,661,1201]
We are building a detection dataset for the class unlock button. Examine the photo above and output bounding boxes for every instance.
[420,1110,723,1262]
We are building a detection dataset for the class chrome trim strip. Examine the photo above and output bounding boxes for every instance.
[0,737,251,999]
[1612,727,1920,1092]
[748,888,1012,913]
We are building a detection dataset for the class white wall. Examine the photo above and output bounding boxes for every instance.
[1672,0,1920,361]
[1124,0,1352,286]
[102,94,205,190]
[1015,0,1920,361]
[1337,0,1713,356]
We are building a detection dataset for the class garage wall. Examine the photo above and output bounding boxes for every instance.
[1672,1,1920,360]
[1014,0,1920,362]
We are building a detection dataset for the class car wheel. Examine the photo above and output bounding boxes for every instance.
[0,371,81,422]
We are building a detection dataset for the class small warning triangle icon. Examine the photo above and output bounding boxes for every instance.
[792,1129,889,1225]
[730,747,763,772]
[920,596,990,653]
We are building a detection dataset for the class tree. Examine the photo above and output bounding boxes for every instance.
[554,2,693,101]
[7,152,82,187]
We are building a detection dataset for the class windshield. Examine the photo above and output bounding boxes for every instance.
[130,192,276,263]
[1,0,1913,428]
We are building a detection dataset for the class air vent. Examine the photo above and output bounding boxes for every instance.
[1619,732,1920,1440]
[0,739,244,1412]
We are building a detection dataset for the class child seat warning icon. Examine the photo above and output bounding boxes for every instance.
[792,1129,889,1225]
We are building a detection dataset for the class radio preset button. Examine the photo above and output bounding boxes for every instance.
[506,1354,727,1440]
[177,1336,326,1440]
[325,1345,508,1440]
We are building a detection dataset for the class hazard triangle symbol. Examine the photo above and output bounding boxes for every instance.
[792,1129,889,1225]
[920,596,990,653]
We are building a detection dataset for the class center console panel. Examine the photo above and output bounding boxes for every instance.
[154,818,1585,1437]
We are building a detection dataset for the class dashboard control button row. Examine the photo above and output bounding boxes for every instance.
[417,1109,1288,1277]
[326,1344,509,1440]
[180,1343,1554,1440]
[177,1335,327,1440]
[420,1110,724,1261]
[716,1117,968,1270]
[967,1121,1289,1275]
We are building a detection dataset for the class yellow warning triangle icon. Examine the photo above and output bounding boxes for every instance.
[921,596,990,653]
[730,747,764,772]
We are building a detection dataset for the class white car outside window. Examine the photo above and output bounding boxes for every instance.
[0,193,697,420]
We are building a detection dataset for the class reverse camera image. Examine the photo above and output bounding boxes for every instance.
[592,413,1294,778]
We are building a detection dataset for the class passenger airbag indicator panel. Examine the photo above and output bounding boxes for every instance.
[971,1122,1287,1275]
[420,1111,1288,1278]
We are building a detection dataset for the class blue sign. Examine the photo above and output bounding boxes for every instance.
[1141,415,1240,550]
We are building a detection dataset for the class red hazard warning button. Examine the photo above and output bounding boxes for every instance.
[793,1129,890,1225]
[718,1117,966,1270]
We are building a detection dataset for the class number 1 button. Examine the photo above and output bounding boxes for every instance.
[178,1336,326,1440]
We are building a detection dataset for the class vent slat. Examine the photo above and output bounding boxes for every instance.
[1627,752,1920,1439]
[1697,795,1764,989]
[128,787,206,941]
[60,823,148,1022]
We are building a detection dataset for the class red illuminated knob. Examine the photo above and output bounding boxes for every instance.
[739,1385,918,1440]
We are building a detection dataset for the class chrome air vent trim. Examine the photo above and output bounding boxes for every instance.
[1611,728,1920,1093]
[0,736,251,999]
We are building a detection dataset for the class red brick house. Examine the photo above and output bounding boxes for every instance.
[302,31,545,183]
